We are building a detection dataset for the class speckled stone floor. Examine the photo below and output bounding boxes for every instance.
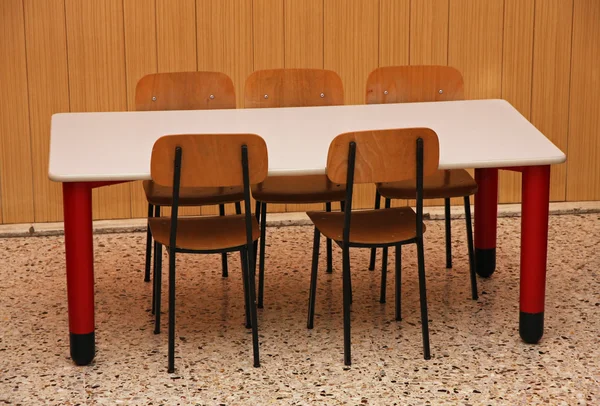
[0,213,598,405]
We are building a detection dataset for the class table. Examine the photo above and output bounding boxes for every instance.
[49,99,566,365]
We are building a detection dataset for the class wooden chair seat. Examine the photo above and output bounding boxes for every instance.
[307,207,425,246]
[149,215,260,252]
[251,174,346,204]
[377,169,477,199]
[143,180,244,206]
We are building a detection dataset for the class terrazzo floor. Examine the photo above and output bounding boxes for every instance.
[0,213,599,405]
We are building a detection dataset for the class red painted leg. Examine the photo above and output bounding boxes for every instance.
[474,168,498,277]
[519,165,550,344]
[63,182,96,365]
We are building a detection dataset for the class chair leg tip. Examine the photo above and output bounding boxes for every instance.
[253,361,260,368]
[154,329,160,335]
[144,277,151,282]
[379,299,386,304]
[167,368,174,373]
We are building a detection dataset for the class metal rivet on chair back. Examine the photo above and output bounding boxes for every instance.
[245,69,344,108]
[135,71,236,111]
[365,66,464,104]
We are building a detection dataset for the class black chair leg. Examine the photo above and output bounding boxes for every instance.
[368,191,381,270]
[342,244,352,366]
[340,200,345,212]
[379,198,391,303]
[167,248,176,373]
[219,204,229,278]
[325,202,333,274]
[244,247,260,367]
[235,201,242,215]
[258,202,267,308]
[445,198,452,269]
[154,241,163,334]
[395,244,402,321]
[464,196,478,300]
[254,201,261,268]
[241,250,251,328]
[307,227,321,329]
[380,246,388,303]
[151,205,161,315]
[416,238,431,360]
[144,203,153,282]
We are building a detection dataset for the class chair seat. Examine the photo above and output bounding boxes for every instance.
[143,180,244,207]
[252,175,346,204]
[149,215,259,251]
[377,169,477,200]
[307,207,424,245]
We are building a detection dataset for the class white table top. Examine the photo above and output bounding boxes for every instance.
[49,99,566,182]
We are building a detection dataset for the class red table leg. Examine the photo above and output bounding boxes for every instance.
[519,165,550,344]
[63,182,95,365]
[474,168,499,277]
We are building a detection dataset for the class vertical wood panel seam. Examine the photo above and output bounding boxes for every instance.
[120,0,133,218]
[63,0,72,114]
[500,0,506,103]
[407,0,411,65]
[194,0,198,71]
[154,0,161,72]
[377,0,381,67]
[446,0,450,66]
[251,0,255,73]
[564,0,576,199]
[529,0,537,125]
[20,0,36,222]
[322,0,325,71]
[283,0,287,69]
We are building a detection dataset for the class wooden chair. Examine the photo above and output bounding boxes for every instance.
[306,128,438,365]
[365,66,478,301]
[149,133,267,372]
[244,68,346,309]
[136,72,244,309]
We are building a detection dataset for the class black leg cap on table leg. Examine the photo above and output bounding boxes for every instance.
[475,248,496,277]
[70,332,95,366]
[520,311,544,344]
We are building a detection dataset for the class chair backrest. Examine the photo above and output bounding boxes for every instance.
[150,134,268,188]
[365,66,464,104]
[244,68,344,108]
[326,128,440,185]
[135,71,236,111]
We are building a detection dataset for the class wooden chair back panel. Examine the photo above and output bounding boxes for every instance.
[151,134,268,188]
[365,66,464,104]
[245,69,344,108]
[326,128,440,184]
[135,71,236,111]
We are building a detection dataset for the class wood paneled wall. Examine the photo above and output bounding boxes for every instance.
[0,0,598,224]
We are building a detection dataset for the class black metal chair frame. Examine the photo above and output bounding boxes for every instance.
[152,144,260,373]
[253,199,345,310]
[148,201,243,315]
[307,138,432,366]
[368,191,478,302]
